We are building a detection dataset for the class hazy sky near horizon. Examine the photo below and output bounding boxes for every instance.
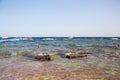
[0,0,120,37]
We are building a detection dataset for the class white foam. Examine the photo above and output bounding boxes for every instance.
[112,38,118,40]
[2,37,8,39]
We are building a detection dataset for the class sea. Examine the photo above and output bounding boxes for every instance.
[0,37,120,54]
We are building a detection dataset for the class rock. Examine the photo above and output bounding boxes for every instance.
[3,44,7,48]
[0,52,11,58]
[66,54,87,59]
[65,52,87,59]
[35,53,51,61]
[37,44,40,48]
[64,49,95,59]
[118,44,120,47]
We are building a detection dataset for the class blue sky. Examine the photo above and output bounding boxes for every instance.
[0,0,120,37]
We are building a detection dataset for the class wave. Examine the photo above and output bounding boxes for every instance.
[42,38,54,41]
[0,37,33,42]
[112,38,118,40]
[1,36,8,39]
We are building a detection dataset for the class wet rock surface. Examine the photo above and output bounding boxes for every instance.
[34,54,51,61]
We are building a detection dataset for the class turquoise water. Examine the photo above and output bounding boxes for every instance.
[0,37,120,54]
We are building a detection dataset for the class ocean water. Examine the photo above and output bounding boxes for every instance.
[0,37,120,54]
[0,37,120,78]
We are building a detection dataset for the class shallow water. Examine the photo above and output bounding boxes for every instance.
[0,37,120,80]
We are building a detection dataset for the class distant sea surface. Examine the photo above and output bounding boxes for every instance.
[0,37,120,54]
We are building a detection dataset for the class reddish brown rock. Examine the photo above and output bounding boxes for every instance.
[118,44,120,47]
[37,44,40,48]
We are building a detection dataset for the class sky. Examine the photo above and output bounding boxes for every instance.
[0,0,120,37]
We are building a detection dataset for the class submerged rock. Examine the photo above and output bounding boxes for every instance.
[37,44,41,48]
[118,44,120,47]
[0,51,11,58]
